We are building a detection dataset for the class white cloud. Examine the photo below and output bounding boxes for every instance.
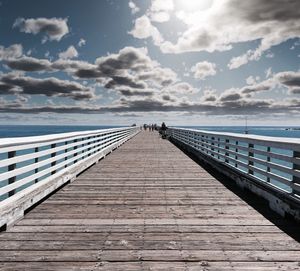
[150,11,170,23]
[228,51,253,70]
[246,76,260,85]
[265,51,274,58]
[150,0,174,12]
[163,82,198,95]
[147,0,174,23]
[246,76,255,85]
[265,67,273,79]
[201,89,217,102]
[13,17,69,42]
[59,46,78,60]
[191,61,216,80]
[129,15,163,45]
[131,0,300,70]
[128,1,140,14]
[78,38,86,47]
[0,44,22,60]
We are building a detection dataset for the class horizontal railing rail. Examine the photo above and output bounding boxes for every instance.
[0,127,140,203]
[167,127,300,199]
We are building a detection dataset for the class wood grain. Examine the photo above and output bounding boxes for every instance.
[0,131,299,270]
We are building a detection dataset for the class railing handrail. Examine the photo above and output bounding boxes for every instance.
[0,126,140,228]
[0,126,137,148]
[170,127,300,147]
[167,127,300,200]
[0,126,140,202]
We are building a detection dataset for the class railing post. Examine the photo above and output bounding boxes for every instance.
[51,144,56,175]
[64,141,68,168]
[8,151,16,197]
[74,139,78,164]
[81,138,85,159]
[206,136,209,154]
[211,137,215,157]
[292,150,300,195]
[34,147,39,183]
[225,139,229,163]
[87,136,91,157]
[217,138,220,160]
[267,146,271,182]
[235,141,238,168]
[248,143,254,175]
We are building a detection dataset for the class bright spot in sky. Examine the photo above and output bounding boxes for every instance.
[175,0,213,12]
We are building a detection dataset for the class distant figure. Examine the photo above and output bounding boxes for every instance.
[160,122,167,138]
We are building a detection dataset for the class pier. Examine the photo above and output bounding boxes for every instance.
[0,128,300,270]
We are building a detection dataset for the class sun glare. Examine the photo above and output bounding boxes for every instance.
[175,0,213,12]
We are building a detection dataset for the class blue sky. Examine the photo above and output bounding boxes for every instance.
[0,0,299,126]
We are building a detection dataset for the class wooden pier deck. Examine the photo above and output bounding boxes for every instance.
[0,131,300,270]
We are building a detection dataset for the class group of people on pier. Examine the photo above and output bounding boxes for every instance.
[143,124,157,131]
[141,122,168,139]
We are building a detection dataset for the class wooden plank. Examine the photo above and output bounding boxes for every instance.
[1,262,300,271]
[0,131,299,270]
[1,250,300,262]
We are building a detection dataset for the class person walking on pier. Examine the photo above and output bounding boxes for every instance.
[160,122,167,138]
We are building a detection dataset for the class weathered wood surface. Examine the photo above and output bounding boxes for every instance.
[1,131,300,270]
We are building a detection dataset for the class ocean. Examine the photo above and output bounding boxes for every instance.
[0,125,123,138]
[1,125,300,138]
[180,126,300,138]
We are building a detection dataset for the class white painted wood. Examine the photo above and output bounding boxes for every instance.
[0,130,129,184]
[0,127,139,200]
[169,127,300,196]
[0,130,137,228]
[0,130,134,196]
[0,127,133,153]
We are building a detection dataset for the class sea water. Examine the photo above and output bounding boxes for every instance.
[0,125,123,138]
[0,125,300,138]
[180,126,300,138]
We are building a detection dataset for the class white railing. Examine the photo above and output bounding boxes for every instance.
[0,127,139,206]
[168,127,300,199]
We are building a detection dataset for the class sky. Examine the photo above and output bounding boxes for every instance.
[0,0,299,126]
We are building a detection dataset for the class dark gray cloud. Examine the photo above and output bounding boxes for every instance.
[290,88,300,94]
[96,47,153,76]
[239,71,300,96]
[219,91,242,102]
[13,17,69,42]
[1,93,300,118]
[51,59,96,71]
[0,83,15,94]
[119,88,154,97]
[5,57,52,72]
[76,47,177,90]
[275,71,300,87]
[0,74,94,100]
[105,76,147,90]
[241,80,273,94]
[74,68,103,78]
[4,47,178,98]
[228,0,300,23]
[5,56,98,74]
